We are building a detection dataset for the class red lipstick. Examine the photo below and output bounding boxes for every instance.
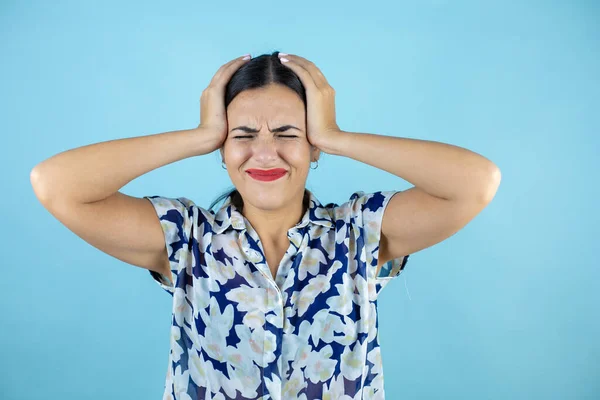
[246,168,288,182]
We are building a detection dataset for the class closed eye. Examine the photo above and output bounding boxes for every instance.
[230,125,302,136]
[233,135,298,139]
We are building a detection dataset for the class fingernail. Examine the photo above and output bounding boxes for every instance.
[242,54,251,60]
[279,53,288,57]
[280,57,289,63]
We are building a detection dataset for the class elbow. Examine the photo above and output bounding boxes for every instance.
[30,166,52,204]
[479,167,501,203]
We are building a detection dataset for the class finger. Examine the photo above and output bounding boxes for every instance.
[279,56,319,93]
[280,54,330,90]
[211,54,251,85]
[210,54,251,87]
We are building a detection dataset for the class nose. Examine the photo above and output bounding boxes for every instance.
[250,136,281,157]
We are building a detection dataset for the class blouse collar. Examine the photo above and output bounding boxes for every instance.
[213,189,334,234]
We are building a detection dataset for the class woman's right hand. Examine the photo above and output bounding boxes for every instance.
[197,54,252,153]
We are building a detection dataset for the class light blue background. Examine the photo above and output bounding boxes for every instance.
[2,1,598,399]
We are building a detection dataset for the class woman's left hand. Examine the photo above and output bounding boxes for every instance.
[278,53,343,152]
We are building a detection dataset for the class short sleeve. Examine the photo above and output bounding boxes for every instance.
[143,195,196,295]
[348,191,410,283]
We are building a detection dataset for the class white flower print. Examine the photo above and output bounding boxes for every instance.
[304,345,337,383]
[144,190,409,399]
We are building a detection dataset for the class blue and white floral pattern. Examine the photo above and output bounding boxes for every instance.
[144,190,409,399]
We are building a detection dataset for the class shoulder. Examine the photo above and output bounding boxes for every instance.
[144,195,215,229]
[332,190,399,221]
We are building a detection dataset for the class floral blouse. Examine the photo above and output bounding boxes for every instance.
[144,189,409,399]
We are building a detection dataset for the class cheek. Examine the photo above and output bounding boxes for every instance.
[223,145,250,160]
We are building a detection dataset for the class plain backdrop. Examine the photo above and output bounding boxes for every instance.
[1,1,598,399]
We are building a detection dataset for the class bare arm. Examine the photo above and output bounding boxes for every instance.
[29,127,219,279]
[30,127,217,204]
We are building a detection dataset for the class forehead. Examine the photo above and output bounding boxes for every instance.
[227,85,304,120]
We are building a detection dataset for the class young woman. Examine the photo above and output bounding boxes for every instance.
[31,51,500,399]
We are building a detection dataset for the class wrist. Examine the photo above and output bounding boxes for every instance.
[189,127,223,156]
[315,130,351,156]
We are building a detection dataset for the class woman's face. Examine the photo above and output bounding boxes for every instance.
[220,83,319,212]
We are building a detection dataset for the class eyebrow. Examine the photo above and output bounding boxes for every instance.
[230,125,302,133]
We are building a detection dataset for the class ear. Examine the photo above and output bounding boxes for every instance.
[311,145,321,162]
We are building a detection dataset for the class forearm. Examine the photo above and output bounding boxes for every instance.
[321,131,500,202]
[30,127,216,204]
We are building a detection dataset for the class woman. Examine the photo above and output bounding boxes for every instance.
[31,51,500,399]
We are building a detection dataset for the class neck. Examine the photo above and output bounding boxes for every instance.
[238,190,309,243]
